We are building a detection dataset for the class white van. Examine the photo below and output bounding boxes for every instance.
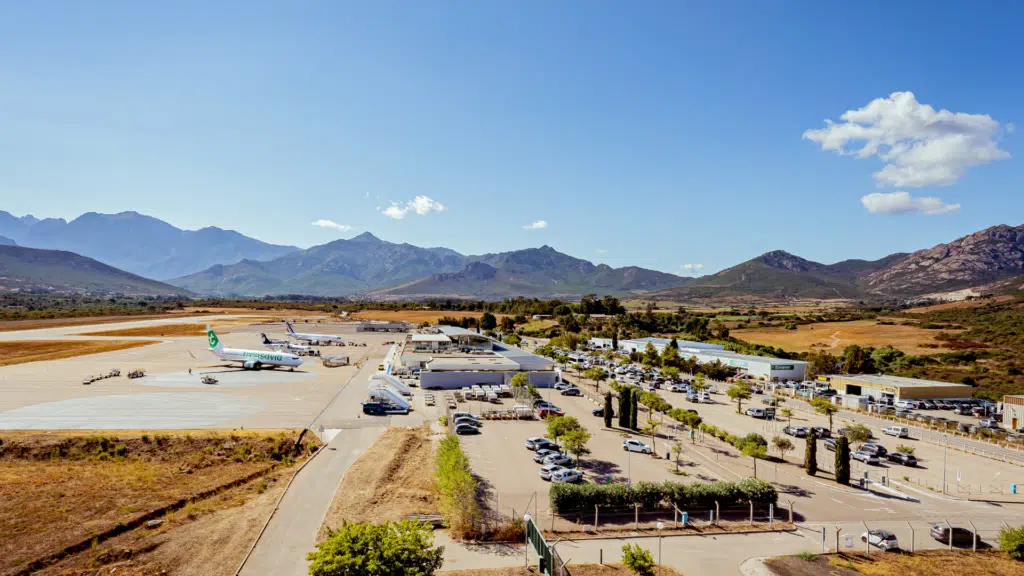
[884,426,909,438]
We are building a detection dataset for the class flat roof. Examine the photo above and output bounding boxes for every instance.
[436,325,481,337]
[630,337,724,350]
[686,349,808,366]
[826,374,972,389]
[411,333,451,342]
[425,356,520,371]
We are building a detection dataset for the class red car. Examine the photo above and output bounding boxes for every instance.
[536,407,564,418]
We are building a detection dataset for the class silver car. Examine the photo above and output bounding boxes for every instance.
[853,450,880,465]
[544,452,572,466]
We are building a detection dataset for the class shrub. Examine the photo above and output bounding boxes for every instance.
[797,551,816,561]
[435,435,481,538]
[308,520,445,576]
[438,415,448,426]
[805,436,817,475]
[895,444,915,455]
[1000,524,1024,560]
[621,543,656,576]
[834,436,850,485]
[549,479,777,513]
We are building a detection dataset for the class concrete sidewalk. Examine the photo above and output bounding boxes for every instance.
[240,426,384,576]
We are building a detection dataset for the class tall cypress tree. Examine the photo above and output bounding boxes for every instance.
[612,330,619,350]
[626,389,634,430]
[805,436,817,476]
[835,436,851,485]
[618,388,630,428]
[603,392,614,428]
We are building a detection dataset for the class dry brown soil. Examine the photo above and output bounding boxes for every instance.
[0,340,159,367]
[318,426,440,540]
[766,551,1024,576]
[80,323,222,338]
[439,564,684,576]
[733,319,956,355]
[0,430,311,576]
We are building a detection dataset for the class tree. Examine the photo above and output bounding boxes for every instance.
[630,391,639,431]
[727,384,753,414]
[308,520,445,576]
[835,436,851,485]
[691,373,707,393]
[662,366,680,380]
[805,436,817,476]
[643,415,662,455]
[553,304,573,317]
[562,428,592,466]
[999,524,1024,560]
[841,345,876,374]
[621,543,656,576]
[603,392,613,428]
[772,436,794,461]
[780,407,793,425]
[547,415,584,448]
[618,387,631,428]
[499,315,516,333]
[811,397,838,431]
[558,313,581,334]
[612,330,619,350]
[660,344,680,368]
[670,440,683,472]
[842,423,872,444]
[641,343,660,366]
[742,442,768,478]
[584,367,608,391]
[480,312,497,331]
[501,333,522,346]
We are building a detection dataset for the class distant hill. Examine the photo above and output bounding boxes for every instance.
[0,245,192,295]
[0,211,298,279]
[864,224,1024,296]
[173,235,687,299]
[368,246,688,300]
[171,232,469,296]
[0,235,15,246]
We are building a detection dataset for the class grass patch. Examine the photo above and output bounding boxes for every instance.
[0,339,159,367]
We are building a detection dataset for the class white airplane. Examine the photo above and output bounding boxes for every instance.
[208,326,302,370]
[261,335,317,354]
[261,333,288,346]
[284,321,344,345]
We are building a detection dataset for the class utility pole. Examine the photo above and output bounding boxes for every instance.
[942,434,948,494]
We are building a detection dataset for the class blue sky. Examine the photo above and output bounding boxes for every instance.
[1,1,1021,276]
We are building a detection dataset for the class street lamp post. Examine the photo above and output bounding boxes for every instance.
[656,522,664,576]
[523,514,531,569]
[627,448,632,487]
[942,434,948,493]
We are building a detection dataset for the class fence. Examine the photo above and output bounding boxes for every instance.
[526,515,571,576]
[800,517,1010,554]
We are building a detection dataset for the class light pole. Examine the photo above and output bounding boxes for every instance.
[656,522,664,576]
[523,514,531,569]
[627,448,632,487]
[942,434,948,493]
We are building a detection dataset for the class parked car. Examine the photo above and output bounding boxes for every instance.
[930,524,975,547]
[745,407,770,419]
[957,422,973,433]
[810,426,831,438]
[539,464,566,481]
[551,469,583,483]
[783,426,808,438]
[536,407,564,418]
[824,438,836,452]
[623,439,652,454]
[544,453,572,466]
[838,426,874,439]
[525,437,556,451]
[561,387,583,396]
[853,450,880,465]
[861,530,900,551]
[454,417,482,428]
[455,423,480,435]
[592,407,607,417]
[887,452,917,466]
[534,448,559,463]
[920,400,937,410]
[452,411,476,420]
[883,426,909,438]
[895,408,913,417]
[896,400,917,409]
[860,443,888,457]
[979,419,1000,429]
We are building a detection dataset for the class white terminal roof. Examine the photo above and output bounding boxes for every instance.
[682,348,808,367]
[826,374,972,389]
[411,333,451,343]
[425,356,521,371]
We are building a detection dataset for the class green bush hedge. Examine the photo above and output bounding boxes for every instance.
[549,478,777,513]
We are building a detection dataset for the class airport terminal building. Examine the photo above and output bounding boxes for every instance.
[400,325,558,389]
[589,336,724,354]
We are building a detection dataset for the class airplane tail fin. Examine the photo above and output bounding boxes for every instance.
[261,333,269,343]
[284,321,295,335]
[207,325,224,354]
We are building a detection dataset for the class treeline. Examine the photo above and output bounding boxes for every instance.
[0,294,186,321]
[549,478,777,513]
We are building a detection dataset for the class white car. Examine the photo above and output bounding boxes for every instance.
[623,439,651,454]
[525,437,556,451]
[883,426,909,438]
[534,448,559,463]
[544,452,572,466]
[539,464,567,481]
[551,469,582,483]
[860,530,900,551]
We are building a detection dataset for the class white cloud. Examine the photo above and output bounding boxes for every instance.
[860,191,960,215]
[803,91,1011,187]
[311,219,352,231]
[595,249,608,254]
[522,220,548,230]
[382,196,447,220]
[679,264,705,275]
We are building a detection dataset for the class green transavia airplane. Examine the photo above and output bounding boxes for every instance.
[207,326,303,370]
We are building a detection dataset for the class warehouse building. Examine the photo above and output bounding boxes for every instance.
[824,374,973,403]
[680,349,808,382]
[356,321,410,332]
[589,336,724,353]
[402,325,558,389]
[1003,396,1024,430]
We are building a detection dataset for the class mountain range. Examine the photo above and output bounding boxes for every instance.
[0,211,298,279]
[0,245,191,296]
[172,233,686,298]
[0,209,1022,302]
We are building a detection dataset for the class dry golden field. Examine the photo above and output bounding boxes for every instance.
[351,310,508,323]
[0,340,159,367]
[733,319,956,355]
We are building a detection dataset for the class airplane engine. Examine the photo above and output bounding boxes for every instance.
[243,360,261,370]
